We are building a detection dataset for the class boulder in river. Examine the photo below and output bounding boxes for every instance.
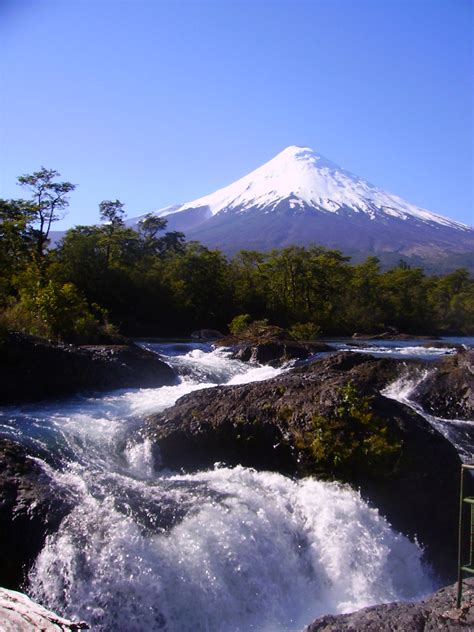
[217,323,332,366]
[0,331,177,404]
[231,339,332,366]
[411,349,474,420]
[304,577,474,631]
[146,351,461,578]
[0,439,75,589]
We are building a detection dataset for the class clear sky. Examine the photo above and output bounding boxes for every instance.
[1,0,473,229]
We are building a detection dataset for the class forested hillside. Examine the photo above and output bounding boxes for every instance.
[1,169,473,341]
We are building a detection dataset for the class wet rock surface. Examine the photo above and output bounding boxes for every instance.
[217,324,332,366]
[0,331,177,404]
[0,587,88,631]
[146,352,461,578]
[304,578,474,631]
[0,439,75,589]
[412,349,474,420]
[230,339,332,366]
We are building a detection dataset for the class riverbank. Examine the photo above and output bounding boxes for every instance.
[305,578,474,631]
[0,331,177,404]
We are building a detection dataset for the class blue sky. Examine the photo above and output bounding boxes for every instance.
[1,0,472,229]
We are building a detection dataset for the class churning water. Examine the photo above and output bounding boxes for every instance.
[0,341,455,631]
[383,371,474,463]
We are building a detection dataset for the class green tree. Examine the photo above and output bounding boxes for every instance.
[428,269,474,334]
[380,266,432,333]
[98,199,126,269]
[346,256,384,332]
[164,243,232,329]
[138,213,168,244]
[0,199,36,302]
[17,167,75,259]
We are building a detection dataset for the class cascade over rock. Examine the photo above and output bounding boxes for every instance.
[146,352,461,577]
[411,349,474,420]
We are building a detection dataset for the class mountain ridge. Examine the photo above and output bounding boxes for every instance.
[127,146,474,269]
[144,145,470,230]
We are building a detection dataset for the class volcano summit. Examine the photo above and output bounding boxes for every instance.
[131,146,473,269]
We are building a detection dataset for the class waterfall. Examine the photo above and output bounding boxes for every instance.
[0,341,446,631]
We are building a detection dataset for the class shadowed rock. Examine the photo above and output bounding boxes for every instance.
[0,331,177,404]
[0,439,75,589]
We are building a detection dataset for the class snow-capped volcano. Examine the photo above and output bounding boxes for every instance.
[157,146,467,230]
[130,146,473,268]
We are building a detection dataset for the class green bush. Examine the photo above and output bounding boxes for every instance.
[229,313,252,334]
[301,382,401,480]
[288,321,321,340]
[2,277,102,343]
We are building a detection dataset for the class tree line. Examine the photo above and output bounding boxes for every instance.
[1,167,473,342]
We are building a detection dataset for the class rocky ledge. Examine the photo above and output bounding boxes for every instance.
[305,578,474,631]
[411,349,473,420]
[0,331,177,404]
[146,351,462,577]
[0,587,88,631]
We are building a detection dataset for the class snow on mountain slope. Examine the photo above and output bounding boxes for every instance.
[152,146,470,232]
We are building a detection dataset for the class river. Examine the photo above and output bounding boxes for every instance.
[0,339,471,631]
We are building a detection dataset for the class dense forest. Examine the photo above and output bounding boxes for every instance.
[1,168,473,342]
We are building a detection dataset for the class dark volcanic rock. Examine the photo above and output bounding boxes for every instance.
[304,578,474,631]
[412,350,474,420]
[0,439,75,589]
[0,331,177,403]
[218,325,332,366]
[231,339,332,367]
[147,352,461,577]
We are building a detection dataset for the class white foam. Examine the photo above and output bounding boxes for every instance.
[29,467,435,632]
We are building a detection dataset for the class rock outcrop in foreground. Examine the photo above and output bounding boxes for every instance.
[0,331,177,403]
[305,578,474,631]
[147,352,461,578]
[0,587,88,631]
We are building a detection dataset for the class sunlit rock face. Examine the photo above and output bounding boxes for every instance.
[0,587,88,631]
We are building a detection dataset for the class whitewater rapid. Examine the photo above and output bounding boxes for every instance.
[0,341,454,631]
[383,371,474,463]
